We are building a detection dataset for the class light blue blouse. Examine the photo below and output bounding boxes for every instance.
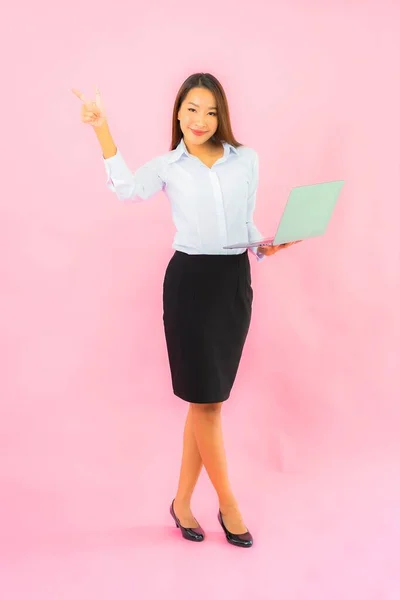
[103,138,265,260]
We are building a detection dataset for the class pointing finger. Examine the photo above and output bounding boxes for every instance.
[95,87,103,108]
[71,88,87,103]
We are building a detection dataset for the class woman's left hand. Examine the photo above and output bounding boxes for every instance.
[257,241,301,256]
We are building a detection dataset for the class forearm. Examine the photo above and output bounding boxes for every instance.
[93,121,117,159]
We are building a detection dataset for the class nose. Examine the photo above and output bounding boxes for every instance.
[193,118,206,128]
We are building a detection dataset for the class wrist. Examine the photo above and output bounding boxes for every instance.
[93,120,109,135]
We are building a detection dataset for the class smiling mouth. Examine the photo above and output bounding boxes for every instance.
[190,129,208,136]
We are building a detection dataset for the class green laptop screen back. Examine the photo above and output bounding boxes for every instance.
[273,180,345,245]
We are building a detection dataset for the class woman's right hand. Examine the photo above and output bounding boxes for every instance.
[257,241,301,256]
[72,87,107,128]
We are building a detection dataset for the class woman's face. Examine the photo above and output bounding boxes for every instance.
[177,87,219,148]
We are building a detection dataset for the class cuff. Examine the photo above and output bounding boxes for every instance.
[249,246,266,262]
[103,148,134,189]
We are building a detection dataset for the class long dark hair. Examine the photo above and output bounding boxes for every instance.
[170,73,243,151]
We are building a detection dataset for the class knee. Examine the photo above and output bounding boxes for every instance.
[190,402,222,418]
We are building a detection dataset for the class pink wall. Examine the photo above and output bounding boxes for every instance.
[2,0,400,598]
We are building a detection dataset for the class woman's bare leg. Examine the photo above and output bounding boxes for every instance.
[173,405,203,528]
[190,402,247,535]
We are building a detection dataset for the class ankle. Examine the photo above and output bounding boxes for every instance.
[218,498,239,513]
[174,495,192,509]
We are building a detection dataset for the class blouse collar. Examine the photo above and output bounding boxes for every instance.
[167,137,239,164]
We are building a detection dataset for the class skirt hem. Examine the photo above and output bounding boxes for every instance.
[172,390,230,404]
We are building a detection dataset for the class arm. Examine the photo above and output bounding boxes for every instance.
[72,89,165,202]
[246,150,265,262]
[93,120,117,159]
[95,122,165,202]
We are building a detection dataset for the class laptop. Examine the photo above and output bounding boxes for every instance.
[223,180,345,248]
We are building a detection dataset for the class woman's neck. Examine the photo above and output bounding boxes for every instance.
[184,138,223,158]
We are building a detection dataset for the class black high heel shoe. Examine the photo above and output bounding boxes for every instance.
[170,500,205,542]
[218,510,253,548]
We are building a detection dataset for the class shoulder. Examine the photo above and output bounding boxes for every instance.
[136,151,171,181]
[234,146,259,177]
[235,145,259,165]
[144,148,180,172]
[142,146,187,181]
[142,152,170,168]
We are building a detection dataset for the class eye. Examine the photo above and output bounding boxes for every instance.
[188,108,217,117]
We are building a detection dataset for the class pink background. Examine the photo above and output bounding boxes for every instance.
[2,0,400,598]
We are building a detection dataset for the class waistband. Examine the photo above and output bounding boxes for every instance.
[174,250,248,261]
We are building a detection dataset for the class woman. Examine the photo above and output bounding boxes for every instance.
[72,73,295,548]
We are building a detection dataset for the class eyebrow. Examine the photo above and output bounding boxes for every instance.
[188,102,217,110]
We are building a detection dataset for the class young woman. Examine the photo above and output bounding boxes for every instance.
[72,73,295,548]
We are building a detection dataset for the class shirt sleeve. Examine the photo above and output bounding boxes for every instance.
[246,150,265,262]
[103,148,166,202]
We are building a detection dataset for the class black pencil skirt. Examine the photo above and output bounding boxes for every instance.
[162,250,253,404]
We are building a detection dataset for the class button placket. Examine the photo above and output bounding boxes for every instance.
[209,169,228,251]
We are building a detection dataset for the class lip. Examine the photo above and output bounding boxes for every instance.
[190,129,208,136]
